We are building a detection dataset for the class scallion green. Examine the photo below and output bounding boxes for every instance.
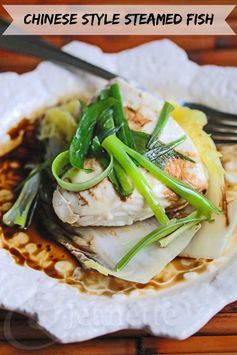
[3,169,40,229]
[102,135,169,225]
[104,135,220,218]
[115,212,207,271]
[110,83,135,149]
[148,102,174,148]
[52,150,113,192]
[69,98,116,169]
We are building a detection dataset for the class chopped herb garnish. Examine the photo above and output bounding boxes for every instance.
[145,136,195,168]
[52,150,113,192]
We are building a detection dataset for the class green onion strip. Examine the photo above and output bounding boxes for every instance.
[52,150,113,192]
[103,135,220,219]
[2,170,40,229]
[148,102,174,148]
[102,135,169,225]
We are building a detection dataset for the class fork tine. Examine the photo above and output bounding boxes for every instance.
[206,116,237,126]
[205,125,237,144]
[206,124,237,134]
[183,102,237,143]
[183,102,237,118]
[210,134,237,144]
[214,139,237,144]
[183,102,237,125]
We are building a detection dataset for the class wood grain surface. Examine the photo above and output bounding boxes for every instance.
[0,0,237,354]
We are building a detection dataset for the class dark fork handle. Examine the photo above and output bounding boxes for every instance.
[0,18,116,80]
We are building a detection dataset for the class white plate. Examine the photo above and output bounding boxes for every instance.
[0,39,237,343]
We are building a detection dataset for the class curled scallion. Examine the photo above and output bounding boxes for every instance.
[52,150,113,192]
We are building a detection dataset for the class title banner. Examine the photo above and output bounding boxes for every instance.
[2,5,236,35]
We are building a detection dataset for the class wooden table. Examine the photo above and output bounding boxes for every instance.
[1,302,237,354]
[1,1,237,353]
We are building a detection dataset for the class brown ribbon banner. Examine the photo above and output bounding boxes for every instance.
[2,5,236,35]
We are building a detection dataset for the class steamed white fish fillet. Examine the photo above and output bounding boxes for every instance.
[53,79,208,227]
[46,82,237,284]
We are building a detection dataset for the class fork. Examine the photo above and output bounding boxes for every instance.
[183,103,237,144]
[0,17,236,144]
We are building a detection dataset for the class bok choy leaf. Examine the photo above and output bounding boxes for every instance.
[115,212,207,271]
